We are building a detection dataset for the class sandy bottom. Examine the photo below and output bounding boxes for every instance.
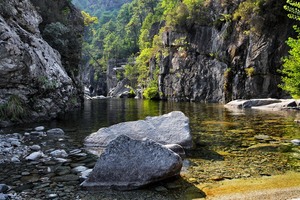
[195,171,300,200]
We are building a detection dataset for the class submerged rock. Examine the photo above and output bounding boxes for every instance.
[84,111,192,151]
[46,128,65,136]
[81,135,182,190]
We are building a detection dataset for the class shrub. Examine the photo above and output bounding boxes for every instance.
[0,95,29,121]
[143,86,159,100]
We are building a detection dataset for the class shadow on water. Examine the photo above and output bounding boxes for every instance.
[82,176,206,200]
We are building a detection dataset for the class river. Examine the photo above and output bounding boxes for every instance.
[0,98,299,199]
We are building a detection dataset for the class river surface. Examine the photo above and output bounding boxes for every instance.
[1,99,300,199]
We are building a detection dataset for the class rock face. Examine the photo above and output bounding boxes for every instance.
[156,0,293,102]
[30,0,84,83]
[84,111,193,150]
[81,135,182,190]
[0,0,84,126]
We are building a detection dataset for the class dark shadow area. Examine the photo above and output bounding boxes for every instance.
[81,176,206,200]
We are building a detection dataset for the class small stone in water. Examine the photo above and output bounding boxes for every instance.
[50,149,68,158]
[80,169,92,179]
[21,172,30,176]
[291,139,300,146]
[24,132,30,136]
[35,126,45,131]
[72,166,88,173]
[25,151,44,161]
[46,128,64,136]
[69,149,81,155]
[48,194,58,199]
[0,184,9,193]
[0,193,8,200]
[30,145,41,151]
[11,156,20,163]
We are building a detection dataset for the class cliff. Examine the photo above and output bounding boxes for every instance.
[156,0,293,102]
[0,0,84,126]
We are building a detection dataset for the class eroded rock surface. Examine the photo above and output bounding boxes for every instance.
[84,111,193,151]
[0,0,83,126]
[81,135,182,190]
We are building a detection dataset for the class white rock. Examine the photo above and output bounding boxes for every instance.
[25,151,44,161]
[50,149,68,158]
[30,145,41,151]
[72,166,88,173]
[35,126,45,131]
[80,169,93,179]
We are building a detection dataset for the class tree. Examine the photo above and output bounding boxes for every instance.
[280,0,300,98]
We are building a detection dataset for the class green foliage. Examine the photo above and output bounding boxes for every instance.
[233,0,263,21]
[81,11,99,26]
[279,0,300,98]
[0,95,29,121]
[143,84,159,100]
[284,0,300,21]
[245,67,255,77]
[38,76,59,91]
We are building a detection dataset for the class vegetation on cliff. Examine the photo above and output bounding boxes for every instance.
[74,0,293,100]
[280,0,300,98]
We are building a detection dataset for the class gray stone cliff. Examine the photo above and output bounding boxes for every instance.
[0,0,84,126]
[156,0,293,102]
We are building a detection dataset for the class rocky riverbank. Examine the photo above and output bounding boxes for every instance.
[0,110,299,199]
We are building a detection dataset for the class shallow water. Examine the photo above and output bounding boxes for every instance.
[1,99,300,199]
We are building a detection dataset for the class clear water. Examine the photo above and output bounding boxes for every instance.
[1,99,300,199]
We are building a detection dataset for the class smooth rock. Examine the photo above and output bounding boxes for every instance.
[0,184,9,193]
[25,151,45,161]
[11,156,20,163]
[30,145,41,151]
[254,134,271,141]
[84,111,192,152]
[291,139,300,146]
[0,193,8,200]
[46,128,65,136]
[80,169,93,180]
[72,166,88,173]
[30,131,44,136]
[50,149,68,158]
[81,135,182,190]
[35,126,45,131]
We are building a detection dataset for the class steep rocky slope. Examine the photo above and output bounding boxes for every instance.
[0,0,84,126]
[157,0,293,102]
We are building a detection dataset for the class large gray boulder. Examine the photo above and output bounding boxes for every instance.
[81,135,182,190]
[84,111,193,150]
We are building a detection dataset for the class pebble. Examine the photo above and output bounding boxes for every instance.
[48,194,58,199]
[35,126,45,131]
[254,134,271,141]
[80,169,92,179]
[25,151,45,161]
[46,128,64,136]
[0,193,8,200]
[11,156,20,163]
[0,184,9,193]
[50,150,68,158]
[72,166,88,173]
[30,145,41,151]
[291,139,300,146]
